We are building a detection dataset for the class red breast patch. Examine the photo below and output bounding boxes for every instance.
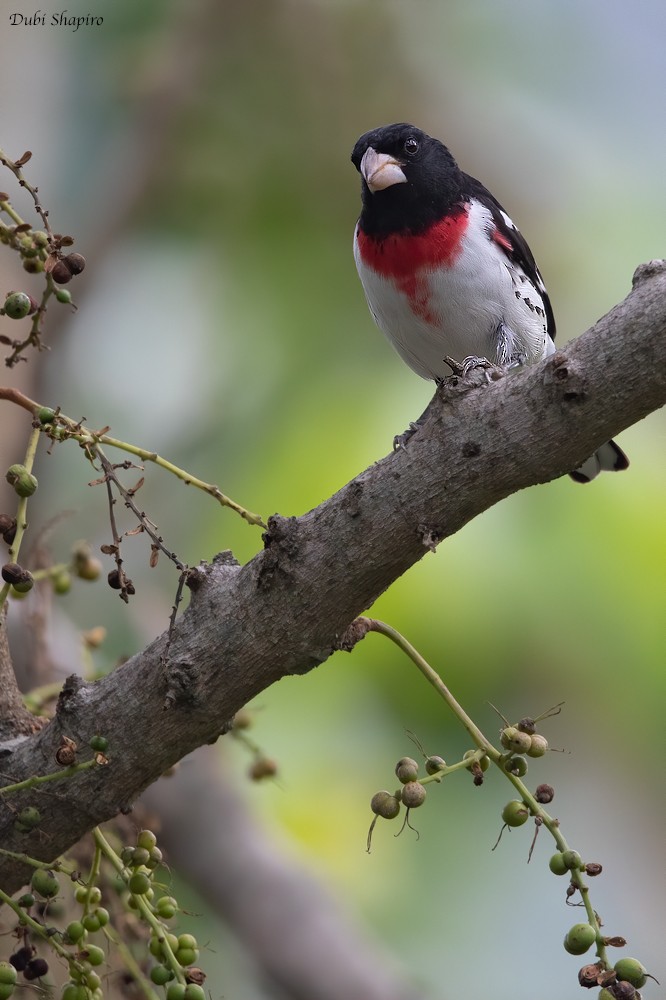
[357,207,469,323]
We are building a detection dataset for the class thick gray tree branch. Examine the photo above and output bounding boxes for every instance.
[1,261,665,895]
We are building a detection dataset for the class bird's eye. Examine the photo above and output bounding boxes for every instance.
[403,137,419,155]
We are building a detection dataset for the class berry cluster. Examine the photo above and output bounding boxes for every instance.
[365,709,657,999]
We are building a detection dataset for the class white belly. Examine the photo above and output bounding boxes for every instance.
[354,200,551,380]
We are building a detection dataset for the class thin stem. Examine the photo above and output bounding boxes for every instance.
[0,756,100,795]
[0,425,42,609]
[365,616,609,967]
[0,884,78,965]
[0,846,77,877]
[93,828,186,986]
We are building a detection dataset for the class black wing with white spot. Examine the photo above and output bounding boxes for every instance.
[463,173,556,344]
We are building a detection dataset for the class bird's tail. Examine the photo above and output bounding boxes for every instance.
[568,440,629,484]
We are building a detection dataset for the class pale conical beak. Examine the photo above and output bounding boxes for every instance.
[360,147,407,193]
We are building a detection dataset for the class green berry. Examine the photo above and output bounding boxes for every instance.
[166,985,187,1000]
[66,921,86,942]
[425,755,446,774]
[6,464,38,497]
[501,800,529,827]
[176,947,197,967]
[89,735,108,752]
[503,755,528,776]
[155,896,178,919]
[0,964,17,986]
[55,288,73,304]
[132,847,151,866]
[83,944,104,967]
[613,958,648,988]
[53,571,72,594]
[3,292,31,319]
[16,806,41,830]
[37,407,56,424]
[562,850,583,871]
[178,934,197,951]
[150,965,174,986]
[137,829,157,851]
[564,922,596,955]
[82,913,101,932]
[527,734,549,758]
[184,986,206,1000]
[0,985,15,1000]
[18,893,35,908]
[85,972,101,991]
[129,871,151,895]
[94,907,109,927]
[61,982,84,1000]
[548,852,569,876]
[500,726,532,753]
[31,868,59,898]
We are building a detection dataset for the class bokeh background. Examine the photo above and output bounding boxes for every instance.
[1,1,664,998]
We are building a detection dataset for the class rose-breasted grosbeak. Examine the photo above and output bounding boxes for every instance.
[351,123,629,483]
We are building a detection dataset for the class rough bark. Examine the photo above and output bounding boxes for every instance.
[0,260,664,896]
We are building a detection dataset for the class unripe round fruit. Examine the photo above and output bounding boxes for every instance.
[3,292,31,320]
[549,852,569,876]
[82,913,101,932]
[85,972,101,991]
[500,727,532,753]
[5,465,38,497]
[401,781,426,808]
[503,755,528,776]
[89,735,108,753]
[61,983,86,1000]
[370,790,400,819]
[150,966,173,986]
[31,869,59,898]
[16,806,41,829]
[184,985,206,1000]
[129,872,151,895]
[83,945,104,967]
[155,896,178,919]
[176,947,197,967]
[564,922,597,955]
[132,847,151,867]
[55,288,73,304]
[0,964,17,986]
[177,934,198,951]
[425,755,446,774]
[66,921,85,942]
[395,757,419,783]
[137,829,157,851]
[76,558,102,582]
[18,893,34,908]
[37,407,56,424]
[501,800,529,827]
[613,958,648,988]
[11,575,34,594]
[562,850,583,871]
[527,734,549,758]
[166,986,186,1000]
[0,984,14,1000]
[53,571,72,595]
[4,292,32,319]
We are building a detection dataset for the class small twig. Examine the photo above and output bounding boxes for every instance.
[0,146,53,237]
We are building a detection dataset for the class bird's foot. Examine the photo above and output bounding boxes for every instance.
[393,419,424,451]
[442,355,496,383]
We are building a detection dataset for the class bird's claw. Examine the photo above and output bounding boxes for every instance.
[393,420,422,451]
